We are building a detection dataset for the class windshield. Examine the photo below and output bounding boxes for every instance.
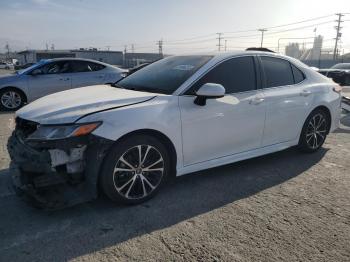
[331,63,350,70]
[117,55,212,94]
[17,60,49,74]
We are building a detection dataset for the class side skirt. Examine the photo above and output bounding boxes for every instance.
[176,139,299,176]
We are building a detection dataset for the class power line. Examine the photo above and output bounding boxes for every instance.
[164,14,335,43]
[265,14,334,29]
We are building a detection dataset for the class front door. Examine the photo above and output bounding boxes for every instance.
[179,56,266,166]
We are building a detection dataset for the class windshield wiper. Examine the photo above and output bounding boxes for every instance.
[131,87,166,94]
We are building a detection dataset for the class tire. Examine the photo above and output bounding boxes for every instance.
[0,88,26,111]
[100,134,171,205]
[298,109,330,153]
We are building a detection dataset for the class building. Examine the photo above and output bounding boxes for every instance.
[310,35,323,60]
[285,43,301,59]
[123,52,163,68]
[73,49,123,66]
[17,49,123,66]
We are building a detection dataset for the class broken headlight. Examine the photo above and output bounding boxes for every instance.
[26,122,101,141]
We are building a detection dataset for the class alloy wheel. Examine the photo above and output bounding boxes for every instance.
[305,113,327,149]
[1,91,22,109]
[113,145,164,200]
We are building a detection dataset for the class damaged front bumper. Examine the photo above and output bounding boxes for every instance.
[7,122,113,210]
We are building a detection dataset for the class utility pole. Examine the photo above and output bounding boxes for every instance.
[157,40,163,55]
[333,13,344,60]
[258,29,267,48]
[124,45,127,54]
[216,33,223,51]
[224,40,227,51]
[5,42,10,59]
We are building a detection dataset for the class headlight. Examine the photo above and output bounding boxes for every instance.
[27,122,101,141]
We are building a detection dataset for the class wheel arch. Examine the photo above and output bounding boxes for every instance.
[114,128,178,177]
[0,86,28,103]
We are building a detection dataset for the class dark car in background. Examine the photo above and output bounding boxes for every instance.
[318,63,350,86]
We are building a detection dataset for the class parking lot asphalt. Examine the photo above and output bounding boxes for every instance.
[0,76,349,261]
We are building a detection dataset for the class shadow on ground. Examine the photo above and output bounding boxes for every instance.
[0,146,327,261]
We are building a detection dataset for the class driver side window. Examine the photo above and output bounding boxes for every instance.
[186,56,256,95]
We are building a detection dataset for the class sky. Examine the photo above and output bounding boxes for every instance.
[0,0,349,54]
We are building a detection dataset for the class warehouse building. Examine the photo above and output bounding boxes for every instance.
[123,52,163,68]
[17,49,123,66]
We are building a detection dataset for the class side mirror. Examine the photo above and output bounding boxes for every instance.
[31,69,42,76]
[194,83,225,106]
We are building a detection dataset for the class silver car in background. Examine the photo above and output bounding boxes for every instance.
[0,58,126,110]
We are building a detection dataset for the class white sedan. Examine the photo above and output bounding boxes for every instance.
[0,58,125,110]
[8,51,341,209]
[0,62,14,70]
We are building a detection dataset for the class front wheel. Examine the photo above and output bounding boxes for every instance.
[298,109,330,153]
[100,135,170,205]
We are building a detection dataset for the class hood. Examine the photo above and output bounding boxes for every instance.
[16,85,156,124]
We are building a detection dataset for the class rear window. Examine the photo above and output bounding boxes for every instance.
[291,64,305,83]
[71,61,105,72]
[261,56,294,88]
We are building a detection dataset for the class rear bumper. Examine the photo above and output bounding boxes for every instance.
[7,132,113,210]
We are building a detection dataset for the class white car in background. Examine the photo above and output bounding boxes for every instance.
[8,51,342,209]
[0,62,14,70]
[0,58,125,110]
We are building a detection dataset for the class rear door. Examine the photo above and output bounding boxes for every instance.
[27,60,73,99]
[259,56,311,146]
[70,61,106,88]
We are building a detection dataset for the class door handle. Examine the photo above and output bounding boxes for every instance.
[249,97,265,105]
[300,90,311,97]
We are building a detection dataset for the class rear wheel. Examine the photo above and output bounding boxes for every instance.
[100,135,170,204]
[0,88,25,111]
[298,109,329,153]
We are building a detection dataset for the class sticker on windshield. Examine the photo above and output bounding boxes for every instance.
[173,65,195,71]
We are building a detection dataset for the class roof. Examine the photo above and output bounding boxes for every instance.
[35,57,117,66]
[17,49,123,54]
[174,50,290,60]
[17,50,73,54]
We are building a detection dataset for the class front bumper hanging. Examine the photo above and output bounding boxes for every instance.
[7,126,113,210]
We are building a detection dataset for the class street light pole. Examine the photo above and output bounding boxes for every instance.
[258,29,267,47]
